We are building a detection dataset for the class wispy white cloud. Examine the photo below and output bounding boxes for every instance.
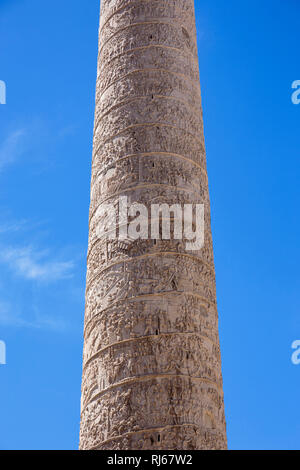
[0,129,26,172]
[0,219,29,234]
[0,246,75,282]
[0,217,51,241]
[0,300,66,330]
[0,300,24,327]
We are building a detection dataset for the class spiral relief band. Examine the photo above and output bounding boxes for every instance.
[80,0,227,450]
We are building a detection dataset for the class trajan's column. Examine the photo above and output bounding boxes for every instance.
[80,0,227,450]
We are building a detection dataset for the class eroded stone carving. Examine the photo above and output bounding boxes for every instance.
[80,0,227,450]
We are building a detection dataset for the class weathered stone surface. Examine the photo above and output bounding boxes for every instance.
[81,334,223,411]
[97,69,201,117]
[80,0,227,450]
[90,153,207,202]
[83,293,220,355]
[99,0,197,35]
[97,45,200,97]
[80,377,226,450]
[99,0,197,38]
[93,426,227,451]
[94,97,204,147]
[92,125,206,178]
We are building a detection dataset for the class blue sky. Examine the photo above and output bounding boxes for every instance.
[0,0,299,450]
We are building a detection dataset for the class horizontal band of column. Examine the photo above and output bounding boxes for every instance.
[100,0,147,33]
[91,152,207,180]
[95,94,202,130]
[87,215,211,262]
[94,123,204,152]
[87,423,212,451]
[83,331,219,371]
[98,21,197,58]
[89,182,204,224]
[99,0,193,35]
[99,45,200,86]
[81,373,222,415]
[85,251,214,295]
[97,65,200,103]
[99,40,191,66]
[83,290,216,336]
[88,219,209,252]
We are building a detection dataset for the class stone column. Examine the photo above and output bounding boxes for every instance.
[80,0,227,450]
